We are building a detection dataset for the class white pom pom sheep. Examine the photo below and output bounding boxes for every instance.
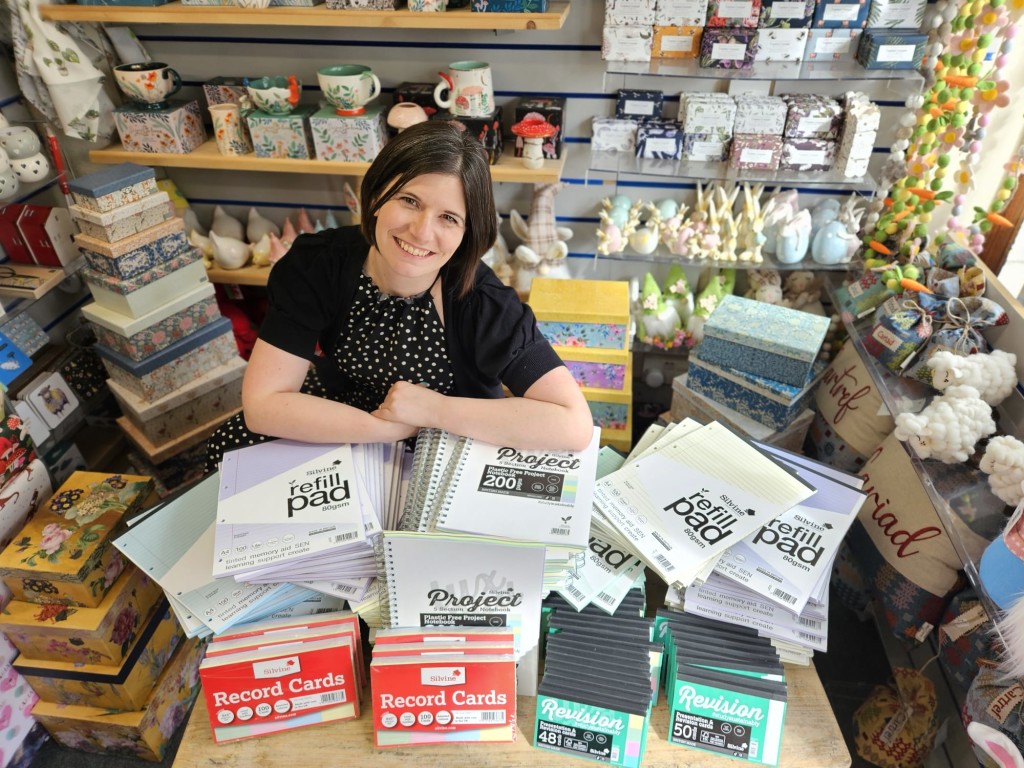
[980,434,1024,507]
[893,384,996,463]
[928,349,1018,406]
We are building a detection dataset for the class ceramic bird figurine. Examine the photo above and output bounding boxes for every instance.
[188,230,214,268]
[250,233,272,267]
[281,217,298,247]
[296,208,315,235]
[268,232,290,263]
[211,205,245,242]
[210,231,251,270]
[247,207,280,244]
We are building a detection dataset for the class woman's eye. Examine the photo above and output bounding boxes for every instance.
[442,214,461,226]
[399,195,418,207]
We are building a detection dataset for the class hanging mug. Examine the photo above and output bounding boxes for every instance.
[113,62,182,109]
[434,61,494,118]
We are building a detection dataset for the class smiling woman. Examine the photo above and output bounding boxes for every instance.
[205,121,594,473]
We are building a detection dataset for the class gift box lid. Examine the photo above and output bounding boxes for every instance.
[689,351,827,405]
[81,281,216,337]
[108,355,246,419]
[0,472,153,582]
[67,163,156,199]
[74,217,186,260]
[529,278,630,324]
[94,315,234,376]
[113,98,199,117]
[0,564,153,636]
[69,192,171,228]
[703,294,831,362]
[14,598,174,685]
[82,248,200,295]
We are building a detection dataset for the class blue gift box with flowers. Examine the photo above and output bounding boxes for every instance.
[309,105,389,163]
[697,295,831,387]
[246,106,316,160]
[112,101,206,155]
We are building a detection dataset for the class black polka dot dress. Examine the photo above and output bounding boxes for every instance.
[205,271,454,473]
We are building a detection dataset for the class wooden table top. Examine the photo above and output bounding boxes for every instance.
[173,661,851,768]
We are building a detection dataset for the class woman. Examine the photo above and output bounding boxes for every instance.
[206,120,593,471]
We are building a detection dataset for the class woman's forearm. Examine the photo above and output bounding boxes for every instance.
[243,391,418,444]
[430,395,596,452]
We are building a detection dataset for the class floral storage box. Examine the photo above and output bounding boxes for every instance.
[0,472,154,608]
[805,28,864,61]
[69,191,172,244]
[95,316,238,402]
[82,251,207,319]
[309,105,389,163]
[759,0,814,26]
[0,459,50,555]
[557,346,632,390]
[529,278,630,353]
[856,28,927,69]
[687,352,826,430]
[15,600,183,710]
[699,27,758,69]
[0,566,163,666]
[82,282,220,363]
[581,383,632,431]
[656,0,710,26]
[112,100,206,155]
[652,25,703,58]
[74,217,188,282]
[67,163,158,214]
[107,356,245,443]
[246,105,316,160]
[31,635,203,763]
[696,294,831,387]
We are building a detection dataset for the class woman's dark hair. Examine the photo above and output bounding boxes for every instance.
[360,120,498,298]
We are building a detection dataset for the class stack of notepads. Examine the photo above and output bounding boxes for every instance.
[592,417,866,664]
[687,295,831,433]
[370,627,517,747]
[199,610,363,744]
[657,609,788,766]
[535,591,655,768]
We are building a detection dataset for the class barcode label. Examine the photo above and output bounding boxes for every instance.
[550,527,571,536]
[798,630,819,642]
[564,584,586,600]
[655,553,674,569]
[330,531,359,543]
[480,710,504,722]
[798,616,823,630]
[321,691,347,704]
[772,588,797,605]
[598,592,615,604]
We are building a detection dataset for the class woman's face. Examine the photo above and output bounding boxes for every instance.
[373,173,467,286]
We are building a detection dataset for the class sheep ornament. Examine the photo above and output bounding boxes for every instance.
[893,384,996,463]
[927,349,1018,406]
[980,434,1024,507]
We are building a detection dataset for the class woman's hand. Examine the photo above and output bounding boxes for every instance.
[373,381,442,429]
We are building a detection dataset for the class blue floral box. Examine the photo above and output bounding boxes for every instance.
[856,28,927,69]
[529,278,631,353]
[582,383,632,431]
[687,352,826,430]
[309,105,389,163]
[697,294,831,386]
[82,250,207,319]
[112,100,206,155]
[14,599,182,710]
[637,120,684,159]
[74,218,188,281]
[246,106,316,160]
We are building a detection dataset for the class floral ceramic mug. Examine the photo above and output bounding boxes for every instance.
[317,65,381,116]
[113,62,182,109]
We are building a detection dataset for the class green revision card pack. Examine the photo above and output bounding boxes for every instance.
[668,665,787,765]
[535,693,649,767]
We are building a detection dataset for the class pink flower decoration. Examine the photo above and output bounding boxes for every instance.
[39,523,72,555]
[976,80,1010,114]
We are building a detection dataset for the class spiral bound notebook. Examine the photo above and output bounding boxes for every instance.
[378,530,547,696]
[430,426,602,549]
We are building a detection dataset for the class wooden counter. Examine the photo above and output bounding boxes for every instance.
[173,662,851,768]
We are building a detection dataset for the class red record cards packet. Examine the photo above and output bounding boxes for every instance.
[200,635,358,744]
[372,642,515,658]
[209,610,365,689]
[374,627,517,645]
[370,654,517,747]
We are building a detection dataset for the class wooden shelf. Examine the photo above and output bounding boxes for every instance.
[0,264,71,300]
[39,0,569,29]
[89,140,567,184]
[205,264,272,286]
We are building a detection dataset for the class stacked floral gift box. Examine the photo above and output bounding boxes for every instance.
[528,278,633,453]
[69,163,245,485]
[678,294,830,445]
[0,472,204,760]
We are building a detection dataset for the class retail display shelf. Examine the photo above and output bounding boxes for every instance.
[204,264,272,286]
[39,0,570,29]
[89,140,567,184]
[606,58,925,84]
[0,263,71,300]
[825,276,1010,605]
[588,150,877,191]
[591,247,859,271]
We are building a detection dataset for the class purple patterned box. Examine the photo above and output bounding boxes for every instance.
[699,27,758,68]
[82,282,221,362]
[636,120,684,159]
[96,317,238,402]
[780,137,836,170]
[565,360,629,390]
[729,133,783,170]
[112,100,206,155]
[706,0,760,26]
[75,218,188,281]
